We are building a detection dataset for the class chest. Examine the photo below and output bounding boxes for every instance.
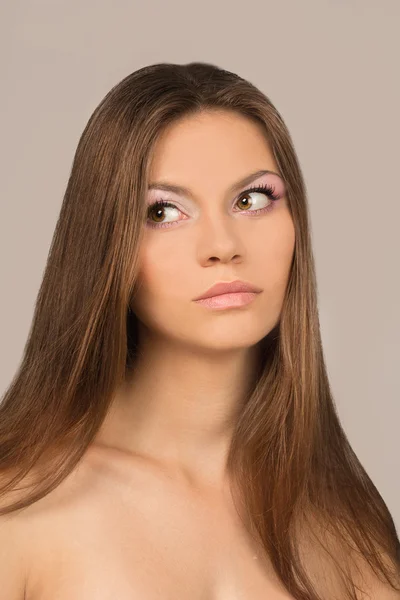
[26,476,294,600]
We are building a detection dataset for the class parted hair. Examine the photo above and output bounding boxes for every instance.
[1,62,399,600]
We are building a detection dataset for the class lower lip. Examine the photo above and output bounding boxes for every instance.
[194,292,259,310]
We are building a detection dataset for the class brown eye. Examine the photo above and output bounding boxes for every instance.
[236,191,271,212]
[146,200,182,228]
[149,206,165,222]
[236,194,254,211]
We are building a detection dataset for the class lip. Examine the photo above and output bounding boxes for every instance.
[193,279,263,301]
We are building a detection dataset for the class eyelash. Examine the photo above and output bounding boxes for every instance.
[146,182,281,229]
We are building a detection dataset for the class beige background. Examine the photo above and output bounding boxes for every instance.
[1,1,399,528]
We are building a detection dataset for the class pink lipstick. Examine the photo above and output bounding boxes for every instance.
[193,279,262,310]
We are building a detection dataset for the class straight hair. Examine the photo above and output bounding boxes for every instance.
[1,62,399,600]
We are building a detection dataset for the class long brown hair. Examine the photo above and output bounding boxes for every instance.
[1,62,399,599]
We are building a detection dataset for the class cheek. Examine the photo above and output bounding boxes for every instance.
[136,240,191,299]
[130,241,195,334]
[254,215,295,264]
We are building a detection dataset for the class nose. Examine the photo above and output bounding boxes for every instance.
[197,213,245,266]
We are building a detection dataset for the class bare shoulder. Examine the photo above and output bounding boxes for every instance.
[0,447,167,600]
[0,470,32,600]
[0,454,99,599]
[0,517,27,599]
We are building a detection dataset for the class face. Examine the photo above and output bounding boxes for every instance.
[130,110,295,352]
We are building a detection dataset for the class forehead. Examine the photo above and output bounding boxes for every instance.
[148,110,279,185]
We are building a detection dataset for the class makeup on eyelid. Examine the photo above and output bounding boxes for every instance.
[145,175,286,229]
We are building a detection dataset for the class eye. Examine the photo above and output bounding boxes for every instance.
[236,183,280,212]
[146,181,281,229]
[146,200,181,228]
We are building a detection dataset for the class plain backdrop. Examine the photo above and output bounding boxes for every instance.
[0,1,399,528]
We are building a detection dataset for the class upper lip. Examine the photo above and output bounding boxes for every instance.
[193,279,263,300]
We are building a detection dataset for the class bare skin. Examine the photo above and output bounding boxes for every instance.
[17,447,295,599]
[13,109,298,598]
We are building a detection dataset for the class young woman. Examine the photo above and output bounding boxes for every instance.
[0,62,399,600]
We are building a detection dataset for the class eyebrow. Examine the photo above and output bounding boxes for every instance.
[147,169,281,197]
